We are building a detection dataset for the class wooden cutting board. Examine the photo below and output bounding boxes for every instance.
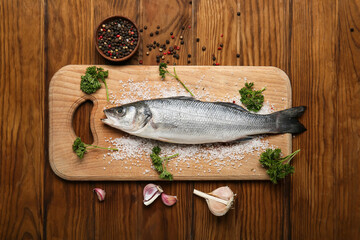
[49,65,292,181]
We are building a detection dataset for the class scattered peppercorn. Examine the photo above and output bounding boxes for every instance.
[218,47,222,50]
[180,36,184,40]
[180,40,184,45]
[155,30,159,35]
[221,34,223,37]
[220,43,223,47]
[166,40,170,44]
[182,26,185,30]
[237,12,241,16]
[188,54,191,58]
[139,29,143,32]
[202,46,206,51]
[350,28,354,32]
[171,35,175,39]
[157,25,160,29]
[236,53,240,58]
[212,56,216,61]
[196,38,200,42]
[139,60,143,64]
[144,26,148,29]
[187,60,191,64]
[189,1,192,4]
[170,32,173,35]
[150,32,154,37]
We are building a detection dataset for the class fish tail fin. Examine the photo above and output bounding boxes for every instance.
[272,106,307,134]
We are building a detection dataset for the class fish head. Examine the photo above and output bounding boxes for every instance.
[102,103,151,133]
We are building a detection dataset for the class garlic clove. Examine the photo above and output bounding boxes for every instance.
[93,188,106,202]
[161,193,177,206]
[143,183,163,206]
[193,186,235,216]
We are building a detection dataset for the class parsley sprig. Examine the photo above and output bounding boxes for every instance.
[72,137,118,159]
[259,148,300,184]
[239,82,266,112]
[159,63,194,97]
[150,146,178,180]
[80,66,110,101]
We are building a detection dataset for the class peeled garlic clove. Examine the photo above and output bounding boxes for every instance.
[161,193,177,206]
[193,186,235,216]
[143,183,163,206]
[93,188,106,202]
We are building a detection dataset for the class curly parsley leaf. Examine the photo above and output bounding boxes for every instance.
[80,66,110,101]
[259,148,300,184]
[159,63,194,97]
[72,137,118,159]
[239,82,266,112]
[150,146,178,180]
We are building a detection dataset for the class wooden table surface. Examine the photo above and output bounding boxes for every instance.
[1,0,359,239]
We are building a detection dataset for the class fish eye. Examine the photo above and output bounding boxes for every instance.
[116,107,126,117]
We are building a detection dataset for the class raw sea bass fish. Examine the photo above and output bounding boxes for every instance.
[102,96,306,144]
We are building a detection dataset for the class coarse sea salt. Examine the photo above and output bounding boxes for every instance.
[102,76,277,174]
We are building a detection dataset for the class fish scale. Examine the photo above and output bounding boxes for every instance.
[102,96,306,144]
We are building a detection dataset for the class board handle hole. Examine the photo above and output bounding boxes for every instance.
[72,100,94,144]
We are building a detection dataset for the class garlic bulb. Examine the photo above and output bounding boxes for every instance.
[193,186,235,216]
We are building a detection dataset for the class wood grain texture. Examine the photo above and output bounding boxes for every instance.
[290,0,338,239]
[236,0,291,239]
[1,0,360,239]
[137,1,193,240]
[49,65,291,180]
[335,0,360,238]
[44,0,95,239]
[0,0,45,239]
[92,1,140,239]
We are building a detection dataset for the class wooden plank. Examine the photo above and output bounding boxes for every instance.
[92,1,140,239]
[335,0,360,238]
[192,0,238,237]
[137,1,193,239]
[290,0,338,239]
[49,65,292,180]
[44,0,95,239]
[0,0,45,239]
[235,0,291,239]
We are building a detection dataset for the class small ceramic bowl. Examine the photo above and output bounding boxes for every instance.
[95,16,140,62]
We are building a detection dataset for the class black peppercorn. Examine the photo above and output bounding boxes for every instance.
[144,25,148,29]
[157,25,160,29]
[237,12,240,16]
[220,43,223,47]
[188,54,191,58]
[180,40,184,45]
[155,30,159,35]
[202,46,206,51]
[150,32,154,37]
[166,40,170,44]
[236,54,240,58]
[196,38,200,42]
[170,32,173,35]
[212,56,216,61]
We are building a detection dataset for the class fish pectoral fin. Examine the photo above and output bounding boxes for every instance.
[150,121,177,130]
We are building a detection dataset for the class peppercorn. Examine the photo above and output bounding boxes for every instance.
[196,38,200,42]
[157,25,160,29]
[187,60,191,64]
[180,36,184,40]
[202,46,206,51]
[220,43,223,47]
[180,41,184,45]
[144,26,148,29]
[155,30,159,35]
[188,54,191,58]
[150,32,154,37]
[236,53,240,58]
[171,35,175,39]
[146,52,149,55]
[212,56,216,61]
[182,26,185,30]
[166,40,170,44]
[237,12,241,16]
[139,29,143,32]
[170,32,173,35]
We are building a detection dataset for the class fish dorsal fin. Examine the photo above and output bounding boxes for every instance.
[164,96,197,101]
[213,102,249,112]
